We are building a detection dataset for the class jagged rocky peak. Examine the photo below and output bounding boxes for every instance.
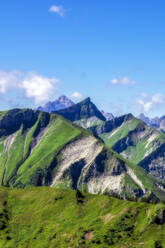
[37,95,74,113]
[56,97,106,122]
[58,95,73,104]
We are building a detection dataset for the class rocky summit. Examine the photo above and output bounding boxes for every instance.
[37,95,74,112]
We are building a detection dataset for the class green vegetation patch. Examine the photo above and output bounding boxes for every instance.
[100,118,142,148]
[0,187,164,247]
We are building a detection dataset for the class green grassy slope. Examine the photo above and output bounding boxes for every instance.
[100,118,142,149]
[94,115,165,181]
[99,117,165,163]
[0,109,86,187]
[0,187,165,248]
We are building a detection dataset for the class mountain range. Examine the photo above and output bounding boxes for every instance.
[38,95,114,121]
[138,113,165,132]
[0,98,164,201]
[0,108,163,201]
[0,96,165,247]
[44,97,165,184]
[37,95,165,131]
[38,95,165,185]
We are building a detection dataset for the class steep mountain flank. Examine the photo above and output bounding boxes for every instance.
[37,95,74,112]
[55,97,106,127]
[0,109,163,200]
[91,114,165,181]
[0,187,165,247]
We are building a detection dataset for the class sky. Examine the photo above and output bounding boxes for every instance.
[0,0,165,117]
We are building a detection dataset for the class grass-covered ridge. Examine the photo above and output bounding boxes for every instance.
[92,114,165,181]
[0,186,165,248]
[0,109,87,187]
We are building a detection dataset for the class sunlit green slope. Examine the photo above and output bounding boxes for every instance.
[0,187,165,248]
[91,114,165,181]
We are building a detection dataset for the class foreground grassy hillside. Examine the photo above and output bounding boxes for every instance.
[0,186,165,248]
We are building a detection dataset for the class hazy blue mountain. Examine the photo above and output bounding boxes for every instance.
[37,95,74,112]
[138,113,165,131]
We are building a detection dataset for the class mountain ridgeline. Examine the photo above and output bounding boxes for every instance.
[0,108,164,201]
[138,113,165,132]
[55,97,106,122]
[52,97,165,184]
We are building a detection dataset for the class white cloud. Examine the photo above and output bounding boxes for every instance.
[0,70,59,104]
[110,77,136,86]
[152,93,164,104]
[21,73,59,104]
[49,5,65,17]
[71,92,82,99]
[137,93,165,113]
[137,99,153,112]
[0,70,23,93]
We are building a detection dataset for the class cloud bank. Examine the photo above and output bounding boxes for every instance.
[137,93,164,113]
[0,70,59,104]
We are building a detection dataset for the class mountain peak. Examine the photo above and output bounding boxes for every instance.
[37,95,74,113]
[56,97,106,122]
[123,113,134,121]
[82,97,91,103]
[58,95,71,102]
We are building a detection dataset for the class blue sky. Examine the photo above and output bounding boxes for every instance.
[0,0,165,117]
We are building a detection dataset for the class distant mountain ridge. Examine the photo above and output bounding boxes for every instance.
[38,95,114,122]
[138,113,165,132]
[37,95,74,112]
